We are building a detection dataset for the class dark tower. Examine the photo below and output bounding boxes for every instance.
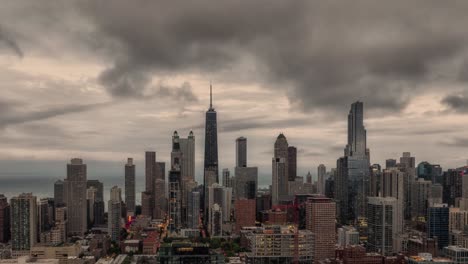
[203,83,219,224]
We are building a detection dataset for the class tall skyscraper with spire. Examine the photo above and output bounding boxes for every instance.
[336,101,371,225]
[203,83,219,223]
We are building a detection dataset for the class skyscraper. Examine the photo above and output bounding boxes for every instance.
[125,158,136,215]
[11,193,37,257]
[336,101,371,224]
[272,133,289,205]
[38,198,54,234]
[385,159,397,169]
[64,158,87,237]
[0,194,10,243]
[222,168,232,188]
[54,180,64,207]
[187,191,200,229]
[367,196,398,256]
[179,131,195,181]
[145,151,156,193]
[108,186,122,242]
[287,146,297,181]
[168,169,182,233]
[154,161,166,219]
[234,166,258,200]
[306,196,336,261]
[236,137,247,167]
[234,199,256,234]
[317,164,326,195]
[427,204,449,249]
[86,180,104,203]
[204,84,219,223]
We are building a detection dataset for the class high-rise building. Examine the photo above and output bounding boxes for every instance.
[386,159,397,169]
[54,180,64,207]
[381,168,405,236]
[179,131,195,181]
[336,101,371,225]
[317,164,326,195]
[306,196,336,261]
[141,191,152,218]
[443,169,463,207]
[236,137,247,168]
[108,186,122,242]
[154,162,166,219]
[187,191,200,229]
[209,203,222,237]
[418,162,443,184]
[234,167,258,200]
[427,204,449,250]
[337,226,360,247]
[86,187,97,228]
[222,168,232,188]
[411,178,431,220]
[125,158,136,215]
[64,158,87,237]
[0,194,10,243]
[86,180,104,202]
[288,146,297,181]
[11,193,37,257]
[400,152,416,176]
[38,198,55,234]
[168,169,182,233]
[208,183,232,224]
[367,196,398,256]
[306,171,312,184]
[145,151,156,193]
[204,84,219,223]
[234,199,256,234]
[272,157,287,206]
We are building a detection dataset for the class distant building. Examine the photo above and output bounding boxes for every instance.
[236,137,247,168]
[108,186,122,242]
[64,158,87,237]
[187,191,200,229]
[157,242,225,263]
[427,204,449,250]
[234,199,256,234]
[242,225,314,263]
[11,193,37,257]
[38,198,54,234]
[53,180,64,207]
[412,178,431,220]
[125,158,136,215]
[317,164,326,195]
[288,146,297,181]
[367,196,398,255]
[386,159,397,169]
[306,196,336,261]
[168,170,182,233]
[209,203,222,237]
[30,243,81,264]
[338,226,359,247]
[234,166,258,200]
[222,168,232,188]
[0,194,10,243]
[418,162,442,184]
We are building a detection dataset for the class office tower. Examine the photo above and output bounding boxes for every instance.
[427,204,449,249]
[222,168,232,188]
[145,151,156,193]
[317,164,326,195]
[236,137,247,168]
[64,158,87,237]
[0,195,10,243]
[400,152,416,176]
[306,196,336,261]
[367,196,398,256]
[141,192,152,218]
[418,162,443,184]
[209,203,222,237]
[11,193,37,257]
[204,84,219,222]
[54,180,64,207]
[51,206,67,244]
[306,171,312,184]
[125,158,136,215]
[153,179,166,220]
[381,168,405,236]
[108,186,122,242]
[168,169,182,233]
[86,187,97,228]
[443,169,463,207]
[38,198,54,234]
[325,176,335,199]
[336,101,371,225]
[208,183,232,224]
[272,157,287,206]
[288,146,297,181]
[386,159,397,169]
[242,225,315,263]
[234,167,258,200]
[86,180,104,202]
[337,226,360,247]
[234,199,256,233]
[179,131,195,181]
[429,184,443,206]
[411,178,431,220]
[187,191,200,229]
[370,164,382,197]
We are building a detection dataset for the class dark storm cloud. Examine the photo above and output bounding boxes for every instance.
[0,26,23,57]
[441,91,468,113]
[74,1,468,114]
[0,102,108,128]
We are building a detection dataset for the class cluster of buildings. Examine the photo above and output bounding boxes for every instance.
[1,86,468,264]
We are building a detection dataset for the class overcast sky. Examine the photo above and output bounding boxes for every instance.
[0,1,467,186]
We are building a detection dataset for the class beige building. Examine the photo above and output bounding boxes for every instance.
[306,196,336,262]
[30,244,82,264]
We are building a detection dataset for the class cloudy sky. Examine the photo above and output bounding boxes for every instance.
[0,1,467,187]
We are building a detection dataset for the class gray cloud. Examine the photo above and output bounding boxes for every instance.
[441,137,468,148]
[441,91,468,113]
[0,26,23,57]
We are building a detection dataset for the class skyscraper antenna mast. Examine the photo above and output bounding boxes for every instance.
[210,81,213,109]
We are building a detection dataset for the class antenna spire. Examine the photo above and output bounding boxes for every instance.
[209,81,213,109]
